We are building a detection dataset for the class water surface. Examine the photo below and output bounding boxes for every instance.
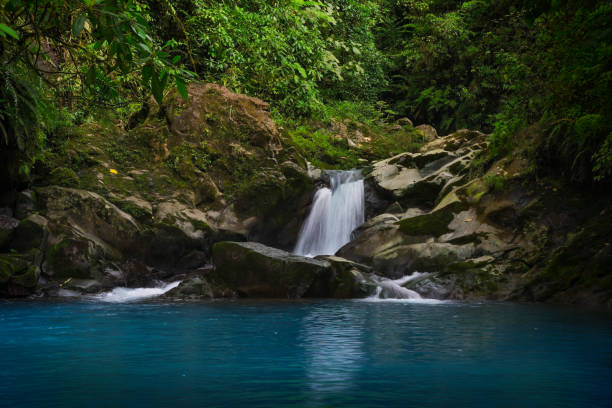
[1,300,611,407]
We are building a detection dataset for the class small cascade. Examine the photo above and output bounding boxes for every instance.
[93,281,181,303]
[364,272,444,303]
[294,170,365,257]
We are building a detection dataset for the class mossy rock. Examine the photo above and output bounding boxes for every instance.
[307,256,374,298]
[11,266,40,288]
[398,191,468,236]
[210,241,331,298]
[49,167,81,188]
[12,214,49,252]
[398,209,454,236]
[46,238,95,279]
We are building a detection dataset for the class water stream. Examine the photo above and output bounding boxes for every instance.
[294,170,365,257]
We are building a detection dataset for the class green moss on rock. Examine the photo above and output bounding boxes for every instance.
[49,167,81,188]
[11,266,40,288]
[397,210,454,236]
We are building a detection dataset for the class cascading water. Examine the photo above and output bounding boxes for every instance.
[294,170,365,257]
[364,272,443,303]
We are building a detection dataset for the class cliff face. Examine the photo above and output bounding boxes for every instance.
[0,85,610,308]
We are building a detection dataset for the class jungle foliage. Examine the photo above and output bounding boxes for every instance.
[1,0,610,185]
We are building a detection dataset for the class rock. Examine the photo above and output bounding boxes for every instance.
[307,255,374,298]
[38,186,140,252]
[11,214,49,252]
[397,118,413,127]
[367,149,460,207]
[155,200,214,239]
[415,124,438,141]
[165,83,280,149]
[0,252,43,296]
[210,241,331,298]
[178,250,209,270]
[397,190,468,236]
[118,260,157,287]
[0,253,30,284]
[0,215,19,249]
[420,129,485,153]
[385,202,404,215]
[351,213,400,240]
[49,167,81,188]
[15,190,35,219]
[11,266,40,288]
[164,275,215,300]
[45,235,109,280]
[116,196,153,224]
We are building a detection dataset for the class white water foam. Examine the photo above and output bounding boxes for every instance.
[93,281,181,303]
[294,170,364,257]
[362,272,446,304]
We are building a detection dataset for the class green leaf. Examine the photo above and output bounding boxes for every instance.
[142,64,153,88]
[176,76,188,101]
[294,63,307,78]
[0,23,19,40]
[72,14,87,36]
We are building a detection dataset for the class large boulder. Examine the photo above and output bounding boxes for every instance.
[37,186,140,251]
[166,83,280,149]
[0,251,42,297]
[307,256,375,298]
[210,241,331,298]
[11,214,49,252]
[414,124,438,141]
[366,130,488,209]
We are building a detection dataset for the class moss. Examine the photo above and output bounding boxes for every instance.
[46,239,93,279]
[11,266,39,288]
[49,167,80,188]
[460,179,489,204]
[0,253,31,281]
[190,219,214,233]
[398,211,454,236]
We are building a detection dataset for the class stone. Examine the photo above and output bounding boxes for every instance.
[0,215,19,249]
[164,275,215,300]
[15,190,35,219]
[210,241,331,298]
[116,196,153,224]
[11,266,40,288]
[308,255,374,298]
[396,118,413,127]
[38,186,140,252]
[415,124,438,141]
[12,214,49,252]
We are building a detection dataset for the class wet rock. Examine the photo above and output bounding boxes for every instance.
[307,255,375,298]
[210,241,331,298]
[164,275,215,300]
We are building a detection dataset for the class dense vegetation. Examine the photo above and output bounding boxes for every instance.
[1,0,610,187]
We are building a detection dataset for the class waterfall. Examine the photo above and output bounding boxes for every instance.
[294,170,365,257]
